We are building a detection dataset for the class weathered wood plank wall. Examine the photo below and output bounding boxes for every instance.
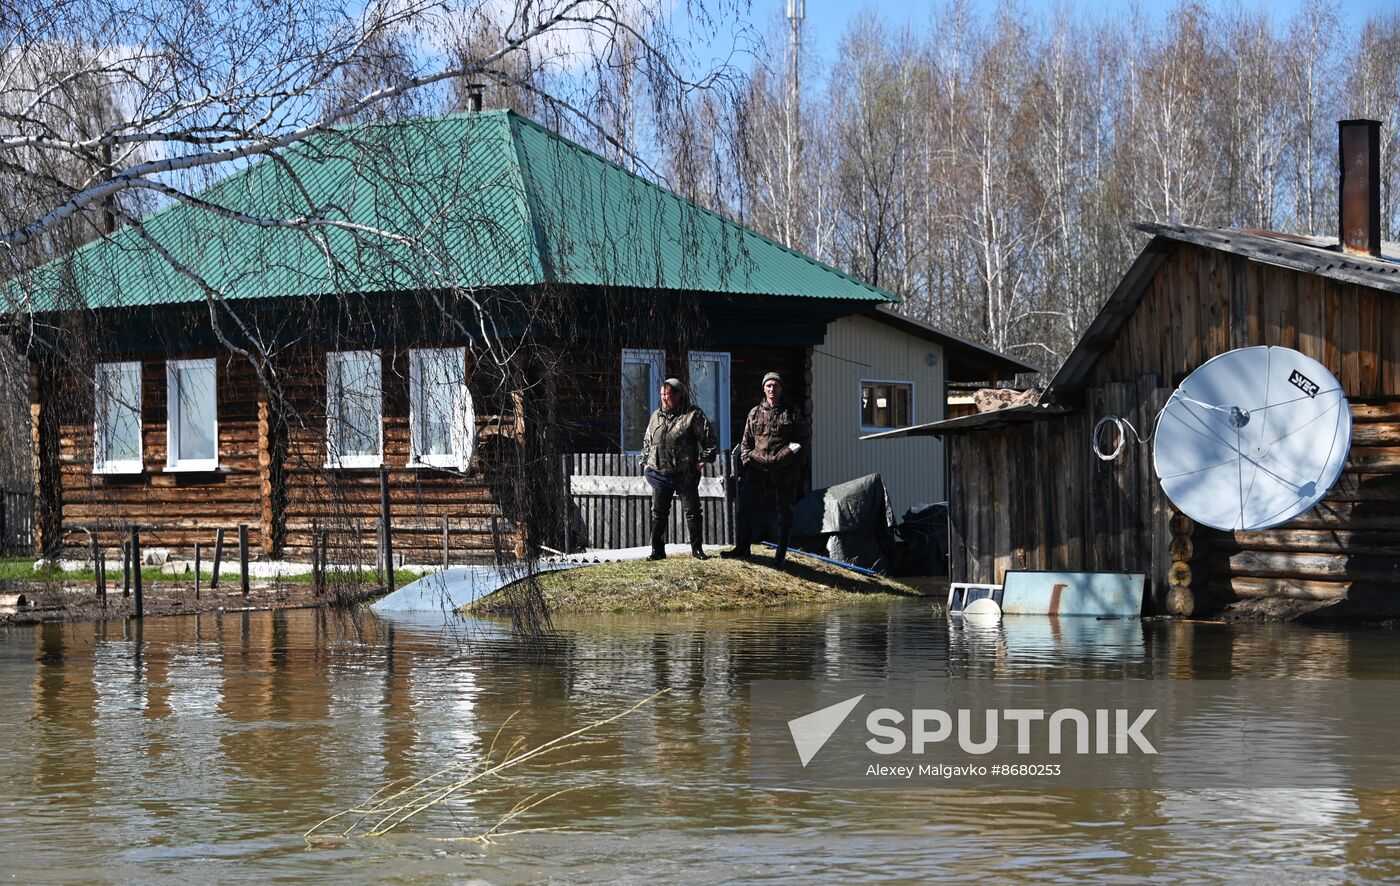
[948,242,1400,612]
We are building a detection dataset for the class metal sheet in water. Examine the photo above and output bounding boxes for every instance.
[1000,570,1144,617]
[371,561,584,611]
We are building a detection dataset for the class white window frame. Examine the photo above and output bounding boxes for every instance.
[858,378,916,432]
[687,350,731,451]
[620,348,665,453]
[94,361,143,475]
[326,350,384,469]
[408,347,475,470]
[165,358,220,472]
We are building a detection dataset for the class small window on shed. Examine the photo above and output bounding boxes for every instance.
[95,361,143,474]
[621,349,664,452]
[409,347,474,470]
[327,350,383,468]
[166,358,219,471]
[860,381,913,430]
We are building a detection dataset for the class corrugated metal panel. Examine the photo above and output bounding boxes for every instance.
[810,314,945,517]
[17,111,896,311]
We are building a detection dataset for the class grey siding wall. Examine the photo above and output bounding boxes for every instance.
[811,315,944,516]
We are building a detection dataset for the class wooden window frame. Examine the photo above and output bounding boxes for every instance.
[326,350,384,469]
[858,378,915,432]
[165,358,220,472]
[408,347,474,470]
[94,361,144,475]
[687,350,731,451]
[620,348,665,454]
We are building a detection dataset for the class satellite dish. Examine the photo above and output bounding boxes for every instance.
[1153,346,1350,532]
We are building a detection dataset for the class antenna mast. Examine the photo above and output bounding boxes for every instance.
[784,0,805,246]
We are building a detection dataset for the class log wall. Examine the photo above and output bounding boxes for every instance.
[948,242,1400,612]
[277,349,519,563]
[56,355,267,556]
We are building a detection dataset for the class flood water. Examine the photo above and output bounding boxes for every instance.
[3,600,1400,883]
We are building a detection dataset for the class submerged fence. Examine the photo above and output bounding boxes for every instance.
[563,452,735,551]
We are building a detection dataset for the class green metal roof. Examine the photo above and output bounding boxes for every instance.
[15,111,897,311]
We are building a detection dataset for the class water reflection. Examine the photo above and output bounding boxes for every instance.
[0,601,1397,882]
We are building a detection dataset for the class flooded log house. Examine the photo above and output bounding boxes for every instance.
[869,119,1400,616]
[17,108,937,565]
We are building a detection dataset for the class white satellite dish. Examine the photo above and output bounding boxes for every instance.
[1152,346,1351,532]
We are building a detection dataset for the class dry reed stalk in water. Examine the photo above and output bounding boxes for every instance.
[304,689,669,845]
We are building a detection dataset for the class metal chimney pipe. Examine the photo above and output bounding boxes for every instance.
[1338,119,1382,258]
[465,84,484,113]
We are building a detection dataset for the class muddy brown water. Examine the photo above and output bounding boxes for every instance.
[2,599,1399,883]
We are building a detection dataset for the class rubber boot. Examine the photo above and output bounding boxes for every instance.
[772,524,794,571]
[688,517,709,560]
[720,519,750,560]
[647,519,667,561]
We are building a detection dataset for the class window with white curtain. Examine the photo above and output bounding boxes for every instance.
[688,351,731,450]
[409,347,474,469]
[166,358,219,471]
[326,350,383,468]
[94,361,143,474]
[621,348,664,452]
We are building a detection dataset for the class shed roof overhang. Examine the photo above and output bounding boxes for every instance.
[859,403,1070,440]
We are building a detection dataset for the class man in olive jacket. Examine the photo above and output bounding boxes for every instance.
[642,378,719,561]
[721,371,811,569]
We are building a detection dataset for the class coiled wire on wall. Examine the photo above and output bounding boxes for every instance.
[1091,391,1234,461]
[1092,414,1149,461]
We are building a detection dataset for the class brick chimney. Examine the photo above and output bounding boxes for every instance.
[1338,119,1382,258]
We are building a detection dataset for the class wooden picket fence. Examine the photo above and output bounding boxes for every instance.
[0,488,34,555]
[563,452,735,551]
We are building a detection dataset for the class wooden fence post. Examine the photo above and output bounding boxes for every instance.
[310,520,321,596]
[130,526,142,619]
[239,524,250,597]
[491,515,502,566]
[89,532,102,603]
[211,528,225,590]
[355,521,364,583]
[122,539,131,598]
[194,543,202,600]
[442,515,450,569]
[561,454,572,554]
[379,469,395,593]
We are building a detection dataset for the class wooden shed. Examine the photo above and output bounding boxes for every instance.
[868,121,1400,617]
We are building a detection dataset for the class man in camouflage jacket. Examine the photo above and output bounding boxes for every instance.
[642,378,719,560]
[721,371,811,568]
